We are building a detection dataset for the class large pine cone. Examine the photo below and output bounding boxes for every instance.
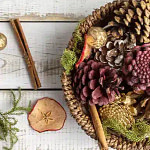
[109,0,150,44]
[99,100,135,128]
[122,43,150,95]
[73,60,124,106]
[94,38,135,69]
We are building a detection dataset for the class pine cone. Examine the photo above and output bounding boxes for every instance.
[106,26,125,41]
[122,43,150,95]
[73,59,124,106]
[109,0,150,44]
[106,23,136,43]
[94,37,135,69]
[99,100,135,128]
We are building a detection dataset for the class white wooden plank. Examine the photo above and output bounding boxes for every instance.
[0,0,113,21]
[0,22,77,89]
[0,90,115,150]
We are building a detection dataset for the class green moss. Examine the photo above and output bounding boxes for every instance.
[61,49,77,75]
[0,88,31,150]
[102,119,150,142]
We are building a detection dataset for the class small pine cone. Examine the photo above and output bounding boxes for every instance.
[94,37,135,69]
[110,0,150,44]
[99,101,135,128]
[73,59,124,106]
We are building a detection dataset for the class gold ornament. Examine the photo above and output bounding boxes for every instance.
[0,33,7,50]
[87,27,107,49]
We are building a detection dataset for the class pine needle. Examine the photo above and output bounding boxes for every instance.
[0,88,31,150]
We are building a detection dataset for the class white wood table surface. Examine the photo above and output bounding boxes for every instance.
[0,0,114,149]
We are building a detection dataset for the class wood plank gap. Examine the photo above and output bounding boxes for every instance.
[0,88,62,91]
[0,21,79,23]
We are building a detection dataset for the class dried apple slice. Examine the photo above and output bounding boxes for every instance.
[75,34,92,69]
[28,97,66,132]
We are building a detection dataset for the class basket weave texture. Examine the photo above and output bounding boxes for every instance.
[61,0,150,149]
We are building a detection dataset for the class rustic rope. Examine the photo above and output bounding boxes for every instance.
[61,0,150,149]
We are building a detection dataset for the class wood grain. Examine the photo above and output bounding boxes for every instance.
[0,0,113,21]
[0,22,77,89]
[0,90,102,150]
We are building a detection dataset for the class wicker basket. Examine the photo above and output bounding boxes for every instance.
[61,0,150,149]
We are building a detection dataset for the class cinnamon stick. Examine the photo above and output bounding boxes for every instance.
[10,19,41,89]
[89,104,108,150]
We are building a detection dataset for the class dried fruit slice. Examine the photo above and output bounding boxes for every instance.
[75,34,92,68]
[28,97,66,133]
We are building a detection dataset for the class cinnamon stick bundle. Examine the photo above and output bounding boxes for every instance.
[10,19,41,89]
[89,104,108,150]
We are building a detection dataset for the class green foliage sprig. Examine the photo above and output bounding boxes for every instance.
[102,119,150,142]
[0,89,31,150]
[61,49,77,75]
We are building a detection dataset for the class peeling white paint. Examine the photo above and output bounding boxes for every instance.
[0,0,113,21]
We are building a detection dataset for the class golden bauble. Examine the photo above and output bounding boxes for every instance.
[0,33,7,50]
[87,27,107,49]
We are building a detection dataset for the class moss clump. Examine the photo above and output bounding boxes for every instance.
[102,119,150,142]
[61,49,77,75]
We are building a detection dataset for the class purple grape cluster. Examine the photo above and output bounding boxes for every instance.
[73,60,123,106]
[122,43,150,95]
